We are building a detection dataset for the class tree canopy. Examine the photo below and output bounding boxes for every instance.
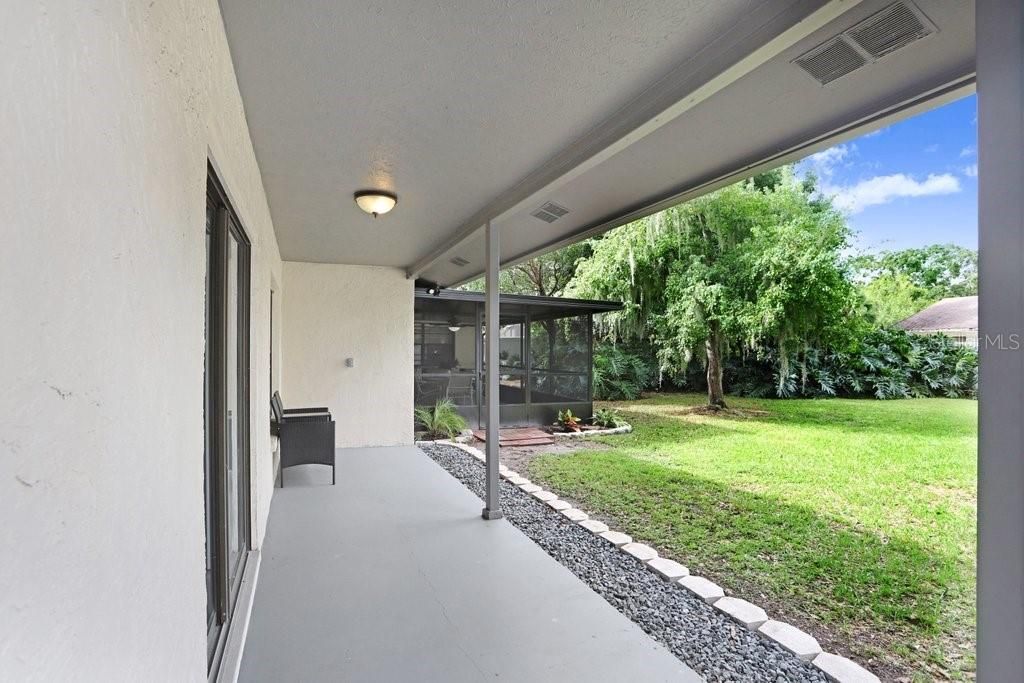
[570,169,857,405]
[852,243,977,296]
[858,273,933,327]
[851,244,977,326]
[463,241,592,297]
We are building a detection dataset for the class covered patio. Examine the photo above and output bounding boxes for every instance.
[7,1,1023,681]
[240,448,696,682]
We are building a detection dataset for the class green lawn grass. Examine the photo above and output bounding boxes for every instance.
[527,393,976,680]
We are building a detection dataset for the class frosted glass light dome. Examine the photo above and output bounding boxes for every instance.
[354,190,397,217]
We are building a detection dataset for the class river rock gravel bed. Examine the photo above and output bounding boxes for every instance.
[420,442,828,683]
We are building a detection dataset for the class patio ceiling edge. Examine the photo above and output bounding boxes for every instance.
[404,0,863,283]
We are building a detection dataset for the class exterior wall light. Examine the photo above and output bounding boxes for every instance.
[354,190,397,217]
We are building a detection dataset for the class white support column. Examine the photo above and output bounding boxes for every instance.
[977,0,1024,678]
[482,220,503,520]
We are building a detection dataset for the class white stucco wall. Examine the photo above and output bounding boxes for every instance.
[282,263,414,448]
[1,2,281,680]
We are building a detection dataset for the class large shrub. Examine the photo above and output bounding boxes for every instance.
[729,328,977,400]
[592,343,656,400]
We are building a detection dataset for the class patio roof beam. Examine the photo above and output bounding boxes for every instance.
[403,0,862,282]
[470,71,975,287]
[482,219,502,520]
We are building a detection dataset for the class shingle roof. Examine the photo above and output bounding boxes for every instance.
[897,296,978,332]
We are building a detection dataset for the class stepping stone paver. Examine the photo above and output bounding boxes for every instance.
[561,508,588,522]
[758,620,821,661]
[599,530,632,547]
[507,475,529,485]
[546,499,571,511]
[621,542,658,562]
[578,519,609,534]
[646,557,689,580]
[677,575,724,604]
[812,653,880,683]
[714,597,768,630]
[532,490,557,502]
[519,483,541,493]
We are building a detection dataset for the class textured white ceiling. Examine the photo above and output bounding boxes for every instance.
[220,0,975,284]
[220,0,753,264]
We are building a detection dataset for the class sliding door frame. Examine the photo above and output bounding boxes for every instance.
[206,165,252,675]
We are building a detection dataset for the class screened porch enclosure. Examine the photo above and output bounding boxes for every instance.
[414,289,619,428]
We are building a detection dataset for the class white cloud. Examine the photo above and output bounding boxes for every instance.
[826,173,962,214]
[805,144,854,177]
[964,163,978,178]
[960,145,976,158]
[923,143,939,153]
[802,143,964,214]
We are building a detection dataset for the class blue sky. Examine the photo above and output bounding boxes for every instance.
[796,93,977,254]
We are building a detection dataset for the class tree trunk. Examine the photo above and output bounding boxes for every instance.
[705,323,727,408]
[546,320,557,370]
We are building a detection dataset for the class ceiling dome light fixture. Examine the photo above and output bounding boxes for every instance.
[354,190,397,217]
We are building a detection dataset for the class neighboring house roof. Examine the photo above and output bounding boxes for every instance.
[897,296,978,332]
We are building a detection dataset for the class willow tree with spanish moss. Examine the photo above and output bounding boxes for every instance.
[570,168,856,408]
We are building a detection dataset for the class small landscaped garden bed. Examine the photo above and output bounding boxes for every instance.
[526,392,977,681]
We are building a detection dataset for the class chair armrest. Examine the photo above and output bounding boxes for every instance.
[283,407,330,414]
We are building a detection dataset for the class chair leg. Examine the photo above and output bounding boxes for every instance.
[332,463,336,485]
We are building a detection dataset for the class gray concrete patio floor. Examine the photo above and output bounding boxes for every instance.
[239,446,698,682]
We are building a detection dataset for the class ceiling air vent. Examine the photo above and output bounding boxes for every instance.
[449,256,470,267]
[793,1,936,86]
[794,37,867,85]
[847,1,934,59]
[531,201,570,224]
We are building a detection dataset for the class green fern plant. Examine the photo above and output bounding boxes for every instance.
[414,399,468,440]
[592,343,655,400]
[592,408,625,428]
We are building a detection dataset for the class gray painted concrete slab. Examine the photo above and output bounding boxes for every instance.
[240,446,696,682]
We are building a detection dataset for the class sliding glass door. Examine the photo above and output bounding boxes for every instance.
[205,167,251,671]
